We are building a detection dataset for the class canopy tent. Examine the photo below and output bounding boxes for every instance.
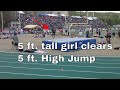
[46,14,58,16]
[17,11,25,14]
[60,14,66,16]
[24,25,39,29]
[71,16,82,18]
[92,17,98,20]
[87,17,93,20]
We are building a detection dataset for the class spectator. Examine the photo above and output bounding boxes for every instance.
[52,28,56,39]
[106,31,111,44]
[79,30,83,37]
[118,30,120,38]
[86,30,89,38]
[112,31,115,38]
[17,12,109,35]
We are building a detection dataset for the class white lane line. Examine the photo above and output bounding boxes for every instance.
[0,71,98,79]
[0,60,120,69]
[0,65,120,75]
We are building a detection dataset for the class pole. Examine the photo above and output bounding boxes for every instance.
[69,24,72,37]
[15,11,17,20]
[19,12,21,32]
[65,11,67,26]
[86,11,88,24]
[65,11,68,36]
[1,12,3,38]
[85,11,88,37]
[1,12,3,33]
[93,11,95,17]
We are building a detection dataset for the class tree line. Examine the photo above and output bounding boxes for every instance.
[0,11,37,28]
[68,11,120,26]
[0,11,16,28]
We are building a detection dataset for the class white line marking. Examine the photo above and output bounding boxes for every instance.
[0,71,97,79]
[0,58,120,68]
[0,60,120,69]
[0,65,120,75]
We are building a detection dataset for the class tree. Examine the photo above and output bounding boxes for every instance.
[0,11,16,28]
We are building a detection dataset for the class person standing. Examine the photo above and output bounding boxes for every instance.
[79,30,83,37]
[106,30,111,44]
[98,29,101,37]
[118,30,120,38]
[11,33,19,50]
[43,30,46,38]
[52,28,56,39]
[112,31,115,38]
[20,28,23,34]
[86,30,89,38]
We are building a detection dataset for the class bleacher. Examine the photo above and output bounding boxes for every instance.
[17,12,109,30]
